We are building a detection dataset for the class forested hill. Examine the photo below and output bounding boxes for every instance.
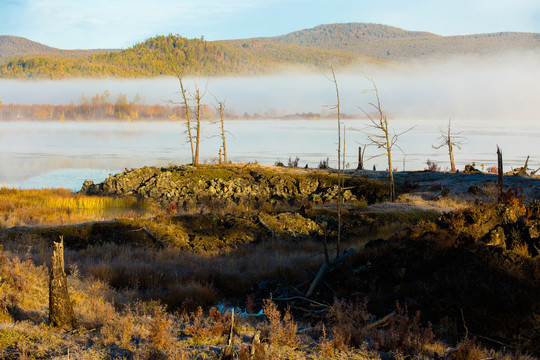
[0,23,538,79]
[0,34,363,79]
[266,23,540,60]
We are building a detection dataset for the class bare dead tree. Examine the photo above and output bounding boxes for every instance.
[212,96,229,164]
[172,69,195,164]
[328,68,343,258]
[192,83,207,166]
[359,77,412,202]
[433,119,465,172]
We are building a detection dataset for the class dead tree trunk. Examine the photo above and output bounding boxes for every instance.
[175,71,195,164]
[49,236,77,330]
[357,146,363,170]
[497,146,503,201]
[329,68,342,258]
[219,308,234,360]
[448,141,456,173]
[218,100,227,164]
[433,120,464,173]
[194,88,202,166]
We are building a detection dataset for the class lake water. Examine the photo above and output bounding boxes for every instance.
[0,119,538,191]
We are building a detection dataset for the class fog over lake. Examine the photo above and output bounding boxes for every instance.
[0,54,538,190]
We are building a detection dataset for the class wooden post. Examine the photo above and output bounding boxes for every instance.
[497,146,503,201]
[357,146,363,170]
[49,236,77,330]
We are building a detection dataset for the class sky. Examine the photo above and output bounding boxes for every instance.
[0,0,539,49]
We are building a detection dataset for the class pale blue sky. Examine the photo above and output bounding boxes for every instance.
[1,0,539,49]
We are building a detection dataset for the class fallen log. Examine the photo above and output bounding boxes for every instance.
[305,248,355,298]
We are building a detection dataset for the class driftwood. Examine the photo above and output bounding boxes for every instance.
[305,248,355,298]
[365,311,396,330]
[305,263,329,298]
[219,308,235,360]
[49,236,77,330]
[138,227,165,249]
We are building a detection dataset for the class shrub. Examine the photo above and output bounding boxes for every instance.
[100,312,136,348]
[326,297,372,349]
[181,306,230,341]
[149,305,176,352]
[262,297,297,348]
[318,158,330,169]
[287,156,300,168]
[373,301,434,356]
[425,159,440,172]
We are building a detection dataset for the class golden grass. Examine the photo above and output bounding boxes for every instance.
[0,187,149,228]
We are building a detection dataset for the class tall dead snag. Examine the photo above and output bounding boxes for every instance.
[329,68,343,258]
[433,119,465,172]
[215,98,228,164]
[192,84,207,166]
[173,69,195,165]
[497,146,503,201]
[49,236,77,330]
[360,77,411,202]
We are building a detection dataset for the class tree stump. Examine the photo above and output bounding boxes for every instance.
[49,236,77,330]
[357,146,363,170]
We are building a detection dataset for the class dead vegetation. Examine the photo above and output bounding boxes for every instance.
[0,165,539,359]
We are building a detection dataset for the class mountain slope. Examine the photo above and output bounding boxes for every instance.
[0,34,365,79]
[0,23,538,79]
[266,23,540,60]
[0,35,60,59]
[0,35,117,61]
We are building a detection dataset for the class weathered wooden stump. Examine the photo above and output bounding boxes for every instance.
[49,236,77,330]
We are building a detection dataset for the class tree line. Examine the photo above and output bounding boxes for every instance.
[0,99,210,121]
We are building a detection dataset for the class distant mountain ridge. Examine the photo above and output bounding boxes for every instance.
[0,35,118,61]
[0,35,60,59]
[0,23,538,79]
[263,23,540,60]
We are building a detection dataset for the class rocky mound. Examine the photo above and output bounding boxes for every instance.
[80,164,389,210]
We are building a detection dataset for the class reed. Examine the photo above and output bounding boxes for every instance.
[0,187,147,227]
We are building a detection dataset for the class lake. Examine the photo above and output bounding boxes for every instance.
[0,119,538,191]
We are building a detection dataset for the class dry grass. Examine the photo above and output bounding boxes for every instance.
[0,187,149,228]
[0,244,534,359]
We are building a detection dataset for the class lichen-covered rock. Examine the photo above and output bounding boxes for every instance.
[80,165,386,210]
